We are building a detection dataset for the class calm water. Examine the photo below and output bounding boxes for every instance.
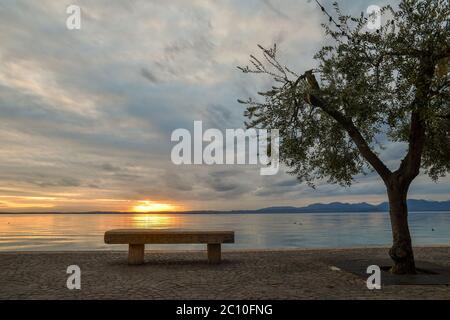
[0,212,449,251]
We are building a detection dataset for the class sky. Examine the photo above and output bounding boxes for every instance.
[0,0,449,212]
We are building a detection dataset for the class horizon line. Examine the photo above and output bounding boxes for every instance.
[1,198,449,214]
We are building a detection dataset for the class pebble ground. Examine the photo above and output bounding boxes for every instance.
[1,247,449,299]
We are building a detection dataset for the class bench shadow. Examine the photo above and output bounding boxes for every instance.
[107,258,238,267]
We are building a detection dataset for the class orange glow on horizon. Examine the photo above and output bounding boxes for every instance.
[0,195,185,213]
[131,200,180,213]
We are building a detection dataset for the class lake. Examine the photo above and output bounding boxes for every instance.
[0,212,449,251]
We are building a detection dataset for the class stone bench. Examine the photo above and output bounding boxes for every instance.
[104,229,235,265]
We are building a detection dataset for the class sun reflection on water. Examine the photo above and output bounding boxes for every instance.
[130,214,180,229]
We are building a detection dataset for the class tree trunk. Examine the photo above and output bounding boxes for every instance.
[387,184,416,274]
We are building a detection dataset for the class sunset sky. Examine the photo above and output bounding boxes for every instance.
[0,0,449,212]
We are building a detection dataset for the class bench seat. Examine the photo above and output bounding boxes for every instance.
[104,229,234,265]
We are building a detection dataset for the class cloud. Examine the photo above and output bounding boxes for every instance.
[140,68,160,84]
[36,177,82,188]
[100,163,122,172]
[164,171,193,192]
[0,0,448,211]
[261,0,290,19]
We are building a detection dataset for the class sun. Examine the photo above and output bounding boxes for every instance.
[132,200,179,213]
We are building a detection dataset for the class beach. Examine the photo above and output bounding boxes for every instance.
[1,247,449,300]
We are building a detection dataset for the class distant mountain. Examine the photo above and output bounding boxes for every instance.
[394,199,450,212]
[1,199,449,214]
[248,199,450,213]
[252,202,373,213]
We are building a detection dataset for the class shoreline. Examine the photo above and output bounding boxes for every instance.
[1,247,449,299]
[2,244,450,253]
[1,210,450,214]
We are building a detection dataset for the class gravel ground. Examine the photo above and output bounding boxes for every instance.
[0,247,449,300]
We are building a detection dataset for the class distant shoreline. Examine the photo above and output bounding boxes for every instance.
[2,199,449,215]
[1,210,450,215]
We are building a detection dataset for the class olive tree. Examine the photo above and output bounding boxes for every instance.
[238,0,449,274]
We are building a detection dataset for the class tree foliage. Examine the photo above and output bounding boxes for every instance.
[239,0,449,187]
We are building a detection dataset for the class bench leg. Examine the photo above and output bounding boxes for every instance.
[207,243,221,264]
[128,244,145,265]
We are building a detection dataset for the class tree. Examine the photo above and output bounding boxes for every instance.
[238,0,449,274]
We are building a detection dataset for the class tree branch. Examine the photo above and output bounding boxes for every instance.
[395,56,435,183]
[302,71,392,181]
[397,111,426,183]
[435,46,450,60]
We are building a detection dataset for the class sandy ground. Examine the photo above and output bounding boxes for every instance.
[0,247,449,300]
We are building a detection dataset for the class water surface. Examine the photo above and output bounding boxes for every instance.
[0,212,449,251]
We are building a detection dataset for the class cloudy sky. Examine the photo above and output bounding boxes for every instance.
[0,0,448,212]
